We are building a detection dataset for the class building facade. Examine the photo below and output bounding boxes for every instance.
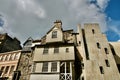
[0,33,22,53]
[17,37,33,80]
[0,50,21,80]
[30,20,82,80]
[76,24,120,80]
[1,20,119,80]
[26,20,120,80]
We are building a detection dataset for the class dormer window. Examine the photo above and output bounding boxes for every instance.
[52,31,57,38]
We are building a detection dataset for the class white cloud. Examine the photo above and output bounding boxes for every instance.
[118,40,120,42]
[64,0,108,32]
[17,0,46,18]
[0,0,110,44]
[97,0,110,10]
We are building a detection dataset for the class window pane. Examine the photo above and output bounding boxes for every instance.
[51,62,57,72]
[1,66,4,71]
[9,66,15,74]
[42,62,48,72]
[52,31,57,38]
[43,47,49,54]
[66,62,70,73]
[54,47,59,53]
[66,48,69,53]
[5,66,9,74]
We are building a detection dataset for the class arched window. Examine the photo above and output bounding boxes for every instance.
[5,55,9,61]
[52,31,57,38]
[10,54,15,60]
[15,53,19,60]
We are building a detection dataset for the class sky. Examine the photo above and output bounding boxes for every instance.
[0,0,120,44]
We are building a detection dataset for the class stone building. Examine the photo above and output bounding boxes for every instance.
[28,20,120,80]
[17,37,33,80]
[0,33,22,53]
[0,50,21,80]
[10,20,119,80]
[30,20,82,80]
[76,24,120,80]
[17,37,41,80]
[109,42,120,74]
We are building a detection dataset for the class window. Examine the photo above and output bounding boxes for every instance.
[1,66,5,71]
[66,62,70,73]
[117,64,120,73]
[51,62,57,72]
[5,55,9,61]
[42,62,48,72]
[10,54,15,60]
[111,48,116,55]
[99,66,104,74]
[97,43,101,49]
[105,59,110,67]
[66,48,69,53]
[104,48,109,54]
[43,47,49,54]
[82,77,84,80]
[15,53,19,60]
[9,66,15,74]
[5,66,9,74]
[0,56,3,61]
[54,47,59,53]
[52,31,57,38]
[92,29,95,34]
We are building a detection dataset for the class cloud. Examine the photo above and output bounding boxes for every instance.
[0,0,110,44]
[97,0,110,10]
[17,0,46,18]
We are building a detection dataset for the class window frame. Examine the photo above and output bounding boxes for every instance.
[51,62,57,72]
[42,62,48,72]
[43,47,49,54]
[52,31,57,38]
[66,48,69,53]
[54,47,59,53]
[97,42,101,49]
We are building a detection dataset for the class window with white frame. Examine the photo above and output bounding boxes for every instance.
[52,31,57,38]
[43,47,49,54]
[51,62,57,72]
[54,47,59,53]
[42,62,48,72]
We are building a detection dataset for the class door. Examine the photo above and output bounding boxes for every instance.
[60,62,72,80]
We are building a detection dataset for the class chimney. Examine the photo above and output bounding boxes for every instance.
[54,20,62,28]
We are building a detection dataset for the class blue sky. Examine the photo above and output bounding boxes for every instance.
[0,0,120,43]
[105,0,120,41]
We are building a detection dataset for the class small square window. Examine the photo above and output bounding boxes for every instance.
[66,48,69,53]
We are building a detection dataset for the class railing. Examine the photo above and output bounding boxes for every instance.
[60,73,72,80]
